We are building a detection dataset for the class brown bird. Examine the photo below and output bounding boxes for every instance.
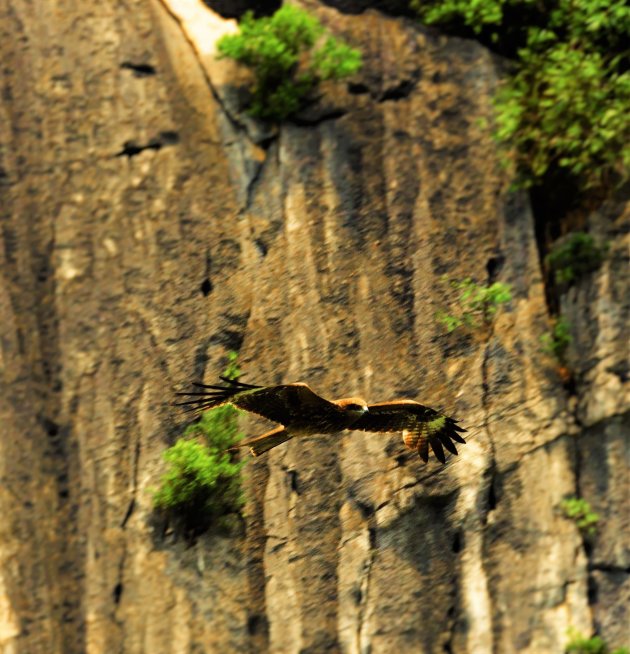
[175,377,466,463]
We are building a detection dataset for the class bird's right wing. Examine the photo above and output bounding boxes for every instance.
[352,400,467,463]
[175,378,338,426]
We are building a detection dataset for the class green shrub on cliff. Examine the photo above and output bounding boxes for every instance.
[216,5,362,121]
[540,316,572,364]
[494,38,629,187]
[153,353,245,536]
[411,0,630,188]
[561,497,599,536]
[545,232,608,285]
[410,0,526,34]
[152,438,243,531]
[565,630,629,654]
[436,278,512,332]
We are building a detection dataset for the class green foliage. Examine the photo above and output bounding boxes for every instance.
[411,0,630,46]
[411,0,630,188]
[437,278,512,332]
[495,39,630,187]
[540,316,572,363]
[153,353,245,536]
[410,0,532,34]
[565,630,629,654]
[222,350,240,384]
[152,439,243,526]
[436,310,468,333]
[312,36,362,80]
[548,0,630,51]
[216,6,362,121]
[545,232,608,285]
[561,497,599,536]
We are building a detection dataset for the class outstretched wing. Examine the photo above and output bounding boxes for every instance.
[175,378,339,426]
[351,400,467,463]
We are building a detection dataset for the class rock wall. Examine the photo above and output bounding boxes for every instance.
[0,1,627,653]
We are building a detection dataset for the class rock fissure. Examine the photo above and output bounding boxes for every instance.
[200,248,213,296]
[377,78,419,103]
[356,525,376,653]
[154,0,259,146]
[120,61,157,77]
[242,155,268,214]
[110,545,127,653]
[589,564,630,574]
[114,131,179,158]
[1,151,182,183]
[32,209,86,651]
[245,456,271,652]
[481,341,497,498]
[120,431,141,530]
[288,107,347,127]
[442,573,459,654]
[568,401,598,602]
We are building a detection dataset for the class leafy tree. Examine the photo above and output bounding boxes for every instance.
[153,352,245,537]
[152,438,244,534]
[410,0,630,188]
[436,278,512,332]
[216,5,362,121]
[495,38,630,187]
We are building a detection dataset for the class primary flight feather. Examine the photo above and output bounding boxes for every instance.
[175,377,466,463]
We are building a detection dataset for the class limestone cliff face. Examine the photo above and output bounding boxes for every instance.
[0,1,627,653]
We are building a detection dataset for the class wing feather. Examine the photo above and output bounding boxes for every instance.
[430,438,446,464]
[352,400,437,432]
[418,436,429,463]
[176,379,338,426]
[352,400,467,463]
[437,432,459,456]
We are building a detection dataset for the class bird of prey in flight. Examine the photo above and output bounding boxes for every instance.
[176,377,466,463]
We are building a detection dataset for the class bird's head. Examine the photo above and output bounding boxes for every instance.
[336,397,369,418]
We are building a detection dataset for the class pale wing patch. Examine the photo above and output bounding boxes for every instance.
[402,428,430,461]
[403,429,420,449]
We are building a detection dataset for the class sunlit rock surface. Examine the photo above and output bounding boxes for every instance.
[0,1,627,653]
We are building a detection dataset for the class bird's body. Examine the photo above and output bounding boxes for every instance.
[176,377,467,463]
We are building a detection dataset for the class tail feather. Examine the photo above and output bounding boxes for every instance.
[230,427,292,457]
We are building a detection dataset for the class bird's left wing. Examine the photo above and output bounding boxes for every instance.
[176,378,339,426]
[351,400,467,463]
